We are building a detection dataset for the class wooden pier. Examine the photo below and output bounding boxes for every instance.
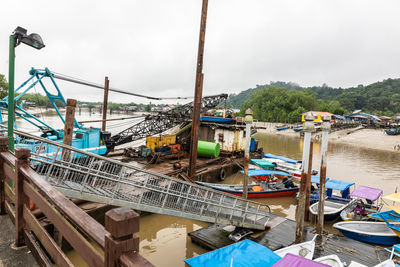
[0,138,153,266]
[188,213,391,266]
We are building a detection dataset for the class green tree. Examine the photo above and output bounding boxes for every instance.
[0,74,8,99]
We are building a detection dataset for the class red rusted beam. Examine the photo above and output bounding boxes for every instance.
[304,142,313,220]
[188,0,209,178]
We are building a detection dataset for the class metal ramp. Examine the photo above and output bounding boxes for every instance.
[15,130,271,230]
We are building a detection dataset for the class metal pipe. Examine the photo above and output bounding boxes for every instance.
[8,35,15,152]
[78,115,144,124]
[295,112,315,243]
[317,115,331,235]
[188,0,209,178]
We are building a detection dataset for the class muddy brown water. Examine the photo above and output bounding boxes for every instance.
[15,113,400,266]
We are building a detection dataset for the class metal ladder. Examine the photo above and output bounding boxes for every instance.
[15,130,271,230]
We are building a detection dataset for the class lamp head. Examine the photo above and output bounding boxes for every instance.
[244,108,253,123]
[12,26,45,50]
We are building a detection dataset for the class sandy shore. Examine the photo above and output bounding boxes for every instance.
[255,122,400,153]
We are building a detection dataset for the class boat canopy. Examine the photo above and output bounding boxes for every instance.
[349,185,383,201]
[185,239,281,267]
[240,169,292,177]
[311,175,330,184]
[250,158,275,168]
[383,193,400,203]
[325,179,355,191]
[264,153,299,164]
[272,254,329,267]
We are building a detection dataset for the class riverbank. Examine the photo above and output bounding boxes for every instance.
[255,122,400,153]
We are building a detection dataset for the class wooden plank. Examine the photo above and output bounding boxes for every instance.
[23,180,104,267]
[0,151,16,166]
[4,182,14,202]
[3,162,15,182]
[21,165,107,248]
[23,229,53,267]
[5,200,15,225]
[23,205,73,267]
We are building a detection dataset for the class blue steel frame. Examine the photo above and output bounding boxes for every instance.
[0,67,82,135]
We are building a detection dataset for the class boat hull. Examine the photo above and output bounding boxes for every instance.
[227,188,299,198]
[334,222,400,246]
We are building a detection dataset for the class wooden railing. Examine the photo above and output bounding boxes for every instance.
[0,137,153,267]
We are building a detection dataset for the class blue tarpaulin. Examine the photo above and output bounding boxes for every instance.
[185,240,282,267]
[240,169,292,177]
[325,179,355,191]
[264,153,299,164]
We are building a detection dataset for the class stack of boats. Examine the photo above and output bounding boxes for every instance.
[185,234,398,266]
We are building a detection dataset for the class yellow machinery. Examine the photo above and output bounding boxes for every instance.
[146,135,176,151]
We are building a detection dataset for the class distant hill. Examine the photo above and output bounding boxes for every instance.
[224,79,400,115]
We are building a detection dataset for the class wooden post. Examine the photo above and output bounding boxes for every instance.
[102,77,109,132]
[105,207,140,267]
[305,142,313,220]
[62,99,77,161]
[15,148,30,247]
[188,0,209,179]
[0,137,8,215]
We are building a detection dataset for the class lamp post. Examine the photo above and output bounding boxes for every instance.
[295,112,315,243]
[8,26,45,151]
[317,114,331,235]
[243,108,253,199]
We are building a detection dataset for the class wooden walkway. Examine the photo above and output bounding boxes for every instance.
[188,214,391,266]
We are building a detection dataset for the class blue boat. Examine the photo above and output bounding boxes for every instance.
[310,179,355,203]
[276,125,290,131]
[185,239,282,267]
[293,127,303,132]
[200,116,236,123]
[240,169,292,177]
[333,221,400,246]
[369,210,400,222]
[385,128,400,135]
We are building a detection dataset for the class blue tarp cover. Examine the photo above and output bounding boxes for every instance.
[240,169,291,177]
[185,240,282,267]
[263,153,299,164]
[311,175,330,184]
[325,179,355,191]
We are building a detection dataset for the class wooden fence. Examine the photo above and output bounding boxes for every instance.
[0,137,153,266]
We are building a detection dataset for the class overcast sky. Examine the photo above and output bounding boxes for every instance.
[1,0,400,104]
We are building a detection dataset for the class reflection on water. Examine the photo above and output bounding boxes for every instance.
[138,215,208,267]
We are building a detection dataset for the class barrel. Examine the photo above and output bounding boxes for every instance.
[197,140,220,158]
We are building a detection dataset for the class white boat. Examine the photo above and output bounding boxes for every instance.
[310,199,356,221]
[274,235,317,260]
[314,255,344,267]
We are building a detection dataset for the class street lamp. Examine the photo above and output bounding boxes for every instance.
[8,26,45,151]
[243,108,253,199]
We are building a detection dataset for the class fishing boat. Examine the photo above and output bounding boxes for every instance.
[250,158,276,169]
[263,153,318,179]
[276,125,290,131]
[274,235,317,260]
[333,221,400,245]
[310,199,357,221]
[340,186,383,221]
[369,193,400,222]
[200,116,236,123]
[385,127,400,135]
[195,180,299,198]
[239,169,292,182]
[314,255,344,267]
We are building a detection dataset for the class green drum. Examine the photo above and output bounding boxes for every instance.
[197,140,220,158]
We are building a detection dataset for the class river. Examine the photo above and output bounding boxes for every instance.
[13,111,400,266]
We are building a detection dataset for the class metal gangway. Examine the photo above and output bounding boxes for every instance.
[14,130,271,230]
